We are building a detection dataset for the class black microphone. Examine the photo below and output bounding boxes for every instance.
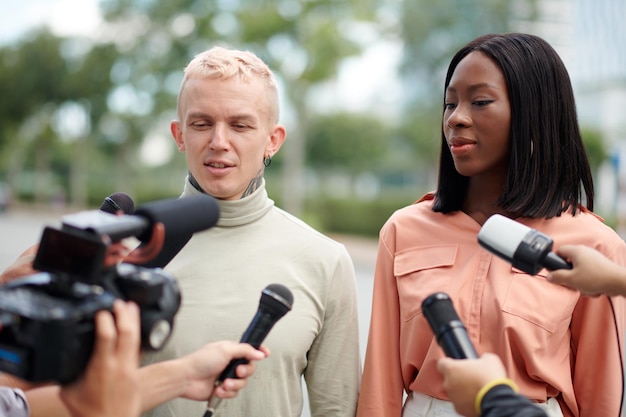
[203,284,294,417]
[134,232,194,268]
[422,292,478,359]
[99,192,135,214]
[61,195,219,244]
[477,214,572,275]
[129,195,221,268]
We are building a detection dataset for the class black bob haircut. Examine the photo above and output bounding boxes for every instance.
[432,32,593,218]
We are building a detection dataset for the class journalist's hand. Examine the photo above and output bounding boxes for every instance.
[0,245,38,284]
[176,341,269,401]
[548,244,626,296]
[137,340,268,412]
[437,353,507,417]
[59,300,141,417]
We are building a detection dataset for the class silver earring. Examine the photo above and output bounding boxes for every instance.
[263,155,272,167]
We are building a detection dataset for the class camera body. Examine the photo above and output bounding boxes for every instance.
[0,210,181,384]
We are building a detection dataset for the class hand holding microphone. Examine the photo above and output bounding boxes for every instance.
[547,245,626,297]
[203,284,294,417]
[422,296,541,417]
[477,214,572,274]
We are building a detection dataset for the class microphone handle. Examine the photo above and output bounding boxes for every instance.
[438,325,478,359]
[203,401,221,417]
[203,284,292,417]
[203,312,278,417]
[218,312,275,380]
[422,293,478,360]
[544,252,572,271]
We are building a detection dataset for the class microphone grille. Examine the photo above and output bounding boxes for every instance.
[421,292,462,336]
[260,284,294,317]
[100,192,135,214]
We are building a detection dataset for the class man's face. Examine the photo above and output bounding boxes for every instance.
[171,76,285,200]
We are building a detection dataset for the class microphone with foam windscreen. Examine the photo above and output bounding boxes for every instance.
[98,193,218,268]
[99,192,135,214]
[203,284,294,417]
[134,232,193,268]
[129,195,220,268]
[477,214,572,275]
[62,195,219,245]
[422,292,477,359]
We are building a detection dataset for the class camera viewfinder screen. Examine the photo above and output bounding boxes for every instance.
[33,227,107,280]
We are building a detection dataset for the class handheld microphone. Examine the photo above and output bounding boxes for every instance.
[128,195,220,268]
[99,192,135,214]
[477,214,572,275]
[133,232,193,268]
[61,195,220,244]
[421,292,477,359]
[203,284,294,417]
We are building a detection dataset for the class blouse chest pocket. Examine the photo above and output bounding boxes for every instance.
[394,245,458,322]
[501,268,579,333]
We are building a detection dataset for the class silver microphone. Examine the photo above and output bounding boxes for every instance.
[477,214,571,274]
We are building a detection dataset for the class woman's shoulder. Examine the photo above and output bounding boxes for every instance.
[541,208,624,245]
[381,192,453,235]
[390,191,437,217]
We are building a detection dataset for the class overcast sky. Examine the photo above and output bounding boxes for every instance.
[0,0,102,46]
[0,0,403,118]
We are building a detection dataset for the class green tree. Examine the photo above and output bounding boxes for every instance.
[396,0,539,177]
[96,0,386,214]
[306,112,388,173]
[0,31,74,203]
[0,29,119,206]
[581,127,608,174]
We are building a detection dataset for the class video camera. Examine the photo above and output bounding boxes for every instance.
[0,194,219,384]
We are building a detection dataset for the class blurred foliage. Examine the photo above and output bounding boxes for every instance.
[399,0,528,101]
[581,127,608,173]
[306,112,388,172]
[1,0,614,237]
[307,193,419,237]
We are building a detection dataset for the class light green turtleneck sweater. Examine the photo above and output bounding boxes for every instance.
[141,177,361,417]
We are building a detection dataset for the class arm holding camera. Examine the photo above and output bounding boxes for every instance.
[0,195,267,417]
[2,300,141,417]
[59,300,142,417]
[0,245,39,285]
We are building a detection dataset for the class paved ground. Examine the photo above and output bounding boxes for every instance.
[330,233,378,271]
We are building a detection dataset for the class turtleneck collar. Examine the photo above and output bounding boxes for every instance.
[180,175,274,227]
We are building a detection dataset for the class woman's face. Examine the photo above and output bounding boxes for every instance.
[443,51,511,179]
[171,76,285,200]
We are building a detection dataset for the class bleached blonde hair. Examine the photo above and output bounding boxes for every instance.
[177,46,280,123]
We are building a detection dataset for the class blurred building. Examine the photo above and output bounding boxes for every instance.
[515,0,626,228]
[570,0,626,230]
